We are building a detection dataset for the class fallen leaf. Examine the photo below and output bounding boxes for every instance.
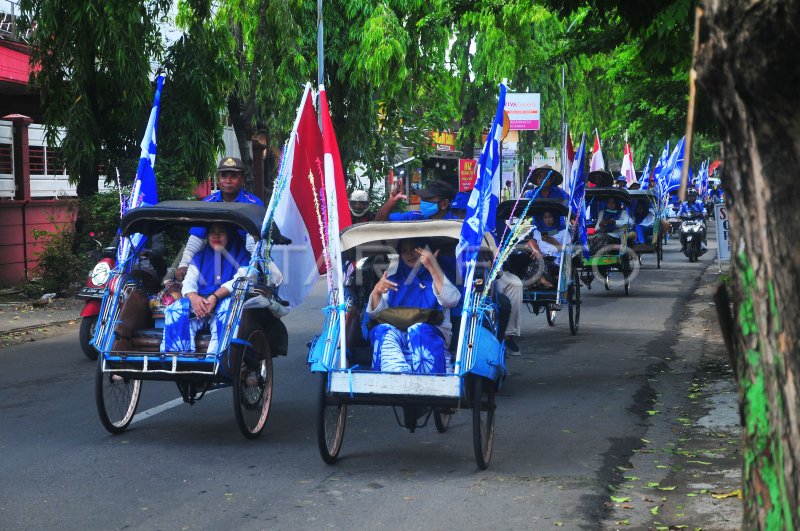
[554,522,563,527]
[611,496,631,503]
[623,476,639,481]
[650,505,660,515]
[711,489,741,500]
[647,410,659,416]
[616,520,629,525]
[687,460,712,465]
[658,486,677,491]
[647,482,660,488]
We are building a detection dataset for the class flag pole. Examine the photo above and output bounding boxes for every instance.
[316,0,324,127]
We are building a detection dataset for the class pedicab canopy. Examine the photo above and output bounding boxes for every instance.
[495,198,570,223]
[339,219,497,261]
[585,187,633,205]
[627,189,659,207]
[120,200,277,239]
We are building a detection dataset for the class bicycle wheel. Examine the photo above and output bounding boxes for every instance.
[545,306,557,326]
[317,373,347,464]
[472,376,496,470]
[232,325,273,439]
[96,359,142,434]
[434,407,454,433]
[568,269,580,335]
[80,316,99,361]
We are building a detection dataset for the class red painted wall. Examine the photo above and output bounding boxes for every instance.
[0,199,76,285]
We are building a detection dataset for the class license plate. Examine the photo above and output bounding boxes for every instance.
[78,287,105,298]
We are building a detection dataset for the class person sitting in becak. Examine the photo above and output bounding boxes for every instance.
[589,196,630,255]
[367,238,460,374]
[524,209,567,289]
[161,223,282,353]
[633,199,656,244]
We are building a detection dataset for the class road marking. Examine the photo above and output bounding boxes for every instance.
[131,388,222,424]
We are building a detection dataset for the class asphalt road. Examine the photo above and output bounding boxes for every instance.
[0,229,719,530]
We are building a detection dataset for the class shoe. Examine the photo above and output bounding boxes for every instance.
[505,337,521,356]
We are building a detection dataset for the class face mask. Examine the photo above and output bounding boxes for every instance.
[419,200,440,218]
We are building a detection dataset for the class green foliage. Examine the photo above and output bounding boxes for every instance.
[17,0,172,196]
[31,228,86,295]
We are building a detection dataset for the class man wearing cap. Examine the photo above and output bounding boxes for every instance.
[175,156,265,281]
[523,166,569,201]
[374,179,459,221]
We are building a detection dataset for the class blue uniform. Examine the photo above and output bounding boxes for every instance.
[189,188,264,239]
[677,201,706,217]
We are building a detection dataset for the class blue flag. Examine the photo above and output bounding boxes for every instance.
[664,136,686,194]
[456,83,505,284]
[117,75,165,265]
[568,134,589,258]
[653,140,670,198]
[639,155,653,190]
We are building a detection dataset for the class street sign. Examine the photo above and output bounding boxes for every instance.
[715,202,730,263]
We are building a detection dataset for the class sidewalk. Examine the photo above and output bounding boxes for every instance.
[0,292,83,348]
[603,260,743,529]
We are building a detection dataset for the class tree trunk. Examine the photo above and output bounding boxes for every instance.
[227,94,254,189]
[695,1,800,528]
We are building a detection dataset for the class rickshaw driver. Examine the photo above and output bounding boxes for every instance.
[523,210,567,289]
[374,179,460,221]
[522,165,569,202]
[175,156,264,281]
[367,239,461,373]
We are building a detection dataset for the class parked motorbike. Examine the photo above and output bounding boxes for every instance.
[679,214,707,263]
[78,243,117,360]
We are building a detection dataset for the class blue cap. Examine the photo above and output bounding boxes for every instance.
[450,191,470,210]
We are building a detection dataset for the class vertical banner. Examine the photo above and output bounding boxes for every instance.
[458,158,478,192]
[715,202,730,263]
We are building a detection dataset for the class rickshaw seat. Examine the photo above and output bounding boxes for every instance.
[128,328,211,353]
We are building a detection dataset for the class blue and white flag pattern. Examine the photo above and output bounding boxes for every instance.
[117,74,165,266]
[639,155,652,190]
[456,83,506,279]
[663,136,686,194]
[569,134,589,259]
[653,140,670,199]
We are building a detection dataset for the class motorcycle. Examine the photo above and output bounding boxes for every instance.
[78,241,117,360]
[679,214,707,263]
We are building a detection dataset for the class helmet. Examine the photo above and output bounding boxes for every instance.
[349,190,370,217]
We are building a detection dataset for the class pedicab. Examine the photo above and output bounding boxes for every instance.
[93,201,290,439]
[496,198,582,335]
[628,189,664,269]
[581,187,636,295]
[308,219,505,469]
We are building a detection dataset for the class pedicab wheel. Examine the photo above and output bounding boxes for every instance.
[656,241,663,269]
[80,316,99,361]
[317,373,347,464]
[96,359,142,434]
[604,275,610,290]
[472,376,496,470]
[545,305,557,326]
[434,408,454,433]
[232,325,272,439]
[568,269,580,335]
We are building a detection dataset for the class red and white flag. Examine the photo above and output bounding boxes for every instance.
[562,126,576,193]
[269,84,327,308]
[589,129,605,173]
[621,141,636,186]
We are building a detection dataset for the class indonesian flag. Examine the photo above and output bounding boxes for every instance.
[621,141,636,186]
[562,125,576,194]
[589,129,605,173]
[269,84,327,308]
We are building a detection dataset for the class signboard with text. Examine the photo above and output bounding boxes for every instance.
[715,202,730,263]
[459,159,478,192]
[504,92,541,130]
[432,131,456,152]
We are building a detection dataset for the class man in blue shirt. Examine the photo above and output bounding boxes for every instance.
[523,166,569,201]
[677,188,707,251]
[175,156,264,280]
[375,179,459,221]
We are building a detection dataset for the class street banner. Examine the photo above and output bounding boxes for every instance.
[459,158,478,192]
[504,92,540,130]
[715,202,730,263]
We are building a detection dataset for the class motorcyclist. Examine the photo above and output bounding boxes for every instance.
[677,187,707,251]
[349,189,375,223]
